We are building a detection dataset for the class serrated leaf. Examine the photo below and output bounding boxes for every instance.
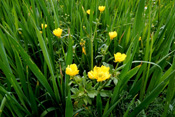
[100,90,112,97]
[70,88,78,94]
[78,91,84,97]
[87,90,98,98]
[113,77,118,85]
[86,82,92,90]
[83,97,88,105]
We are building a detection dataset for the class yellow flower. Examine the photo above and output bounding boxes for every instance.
[139,37,142,41]
[114,52,127,62]
[66,64,79,76]
[83,26,86,29]
[80,39,86,47]
[98,6,105,13]
[40,31,42,34]
[53,28,63,38]
[88,65,111,82]
[41,24,47,29]
[86,9,90,15]
[18,31,22,35]
[88,71,95,79]
[82,47,86,55]
[109,31,117,40]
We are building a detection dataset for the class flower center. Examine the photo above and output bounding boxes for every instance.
[97,72,104,78]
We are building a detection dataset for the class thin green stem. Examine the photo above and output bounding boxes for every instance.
[93,13,102,67]
[61,37,68,46]
[90,37,93,70]
[98,79,109,92]
[0,95,7,117]
[115,62,119,70]
[102,40,112,62]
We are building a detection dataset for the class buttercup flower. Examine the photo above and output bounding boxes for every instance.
[18,31,22,35]
[80,39,86,47]
[98,6,105,13]
[53,28,63,38]
[66,64,79,76]
[82,47,86,55]
[41,24,47,29]
[88,71,95,79]
[88,65,111,82]
[109,31,117,40]
[86,9,90,15]
[80,39,86,55]
[114,52,127,62]
[139,37,141,41]
[40,31,42,34]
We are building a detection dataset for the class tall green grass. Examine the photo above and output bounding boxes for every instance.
[0,0,175,116]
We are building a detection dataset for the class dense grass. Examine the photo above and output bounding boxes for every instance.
[0,0,175,116]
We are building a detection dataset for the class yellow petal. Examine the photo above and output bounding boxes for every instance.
[98,6,105,12]
[109,31,117,40]
[53,28,63,38]
[114,52,127,62]
[65,64,79,76]
[86,9,90,15]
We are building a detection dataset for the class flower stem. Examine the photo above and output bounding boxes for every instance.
[94,13,102,60]
[94,82,100,89]
[102,40,112,62]
[115,62,119,70]
[97,79,109,92]
[90,37,93,70]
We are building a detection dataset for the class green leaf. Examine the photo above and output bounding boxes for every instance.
[120,65,141,91]
[0,26,55,99]
[33,15,60,103]
[0,95,7,117]
[65,92,73,117]
[96,94,102,117]
[111,65,140,104]
[112,77,118,85]
[102,96,123,117]
[123,94,138,117]
[65,32,73,96]
[70,88,78,94]
[83,96,92,105]
[103,100,109,115]
[86,82,92,90]
[100,90,112,97]
[87,90,98,98]
[40,107,58,117]
[162,73,175,117]
[129,70,175,117]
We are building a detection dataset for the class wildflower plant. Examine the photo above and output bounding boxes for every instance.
[114,52,127,63]
[80,39,86,55]
[98,6,105,13]
[53,28,63,38]
[66,64,79,77]
[109,31,117,40]
[86,9,90,15]
[88,65,111,82]
[41,24,47,29]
